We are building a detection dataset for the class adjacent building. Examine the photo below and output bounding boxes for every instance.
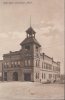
[0,60,3,81]
[2,26,60,82]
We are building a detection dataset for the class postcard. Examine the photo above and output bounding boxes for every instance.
[0,0,64,99]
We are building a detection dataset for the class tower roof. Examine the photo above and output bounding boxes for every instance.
[26,27,36,35]
[20,37,41,47]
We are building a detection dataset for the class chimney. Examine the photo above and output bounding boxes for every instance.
[43,53,45,60]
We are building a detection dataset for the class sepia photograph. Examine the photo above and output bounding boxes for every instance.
[0,0,64,99]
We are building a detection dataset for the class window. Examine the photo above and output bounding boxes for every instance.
[44,63,45,69]
[42,62,43,68]
[42,73,43,79]
[36,53,38,57]
[53,66,54,70]
[25,45,30,50]
[44,63,46,69]
[5,62,6,66]
[7,63,9,68]
[18,61,20,67]
[4,62,6,68]
[46,64,48,69]
[28,60,30,66]
[36,60,37,67]
[38,61,39,67]
[53,74,54,79]
[44,73,45,79]
[11,62,13,67]
[36,46,38,51]
[46,64,47,69]
[49,74,52,79]
[49,65,52,70]
[18,61,20,65]
[57,67,58,71]
[15,62,17,65]
[38,73,39,79]
[55,74,56,79]
[36,73,37,79]
[36,60,39,67]
[28,53,31,56]
[25,60,27,66]
[14,62,17,67]
[59,67,60,71]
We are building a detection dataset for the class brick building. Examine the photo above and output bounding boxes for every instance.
[2,26,60,82]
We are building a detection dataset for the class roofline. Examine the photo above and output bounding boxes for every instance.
[20,42,41,47]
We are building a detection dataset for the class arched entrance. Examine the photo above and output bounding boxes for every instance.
[13,72,18,81]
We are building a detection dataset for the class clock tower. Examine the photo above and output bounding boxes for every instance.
[20,26,41,82]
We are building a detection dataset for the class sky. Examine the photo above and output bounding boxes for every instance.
[0,0,64,74]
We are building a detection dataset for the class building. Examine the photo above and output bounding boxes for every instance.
[0,60,3,81]
[2,26,60,82]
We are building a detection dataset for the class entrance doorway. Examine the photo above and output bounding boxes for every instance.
[24,73,31,81]
[4,72,7,81]
[13,72,18,81]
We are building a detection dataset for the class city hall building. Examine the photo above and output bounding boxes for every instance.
[2,26,60,82]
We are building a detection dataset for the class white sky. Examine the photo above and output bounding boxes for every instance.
[0,0,64,74]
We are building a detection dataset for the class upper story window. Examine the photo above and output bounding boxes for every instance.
[14,62,17,67]
[46,64,48,69]
[25,60,27,66]
[36,46,38,51]
[18,61,20,65]
[18,61,20,67]
[36,60,39,67]
[4,62,6,66]
[15,62,17,65]
[11,62,13,67]
[44,63,46,69]
[28,60,31,66]
[36,53,39,57]
[25,45,30,50]
[53,66,54,70]
[7,63,9,68]
[49,65,52,70]
[42,62,43,68]
[4,62,6,68]
[59,67,60,71]
[38,61,39,67]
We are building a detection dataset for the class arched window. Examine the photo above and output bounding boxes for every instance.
[11,62,13,67]
[18,61,20,67]
[28,60,30,66]
[14,62,17,67]
[7,63,9,68]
